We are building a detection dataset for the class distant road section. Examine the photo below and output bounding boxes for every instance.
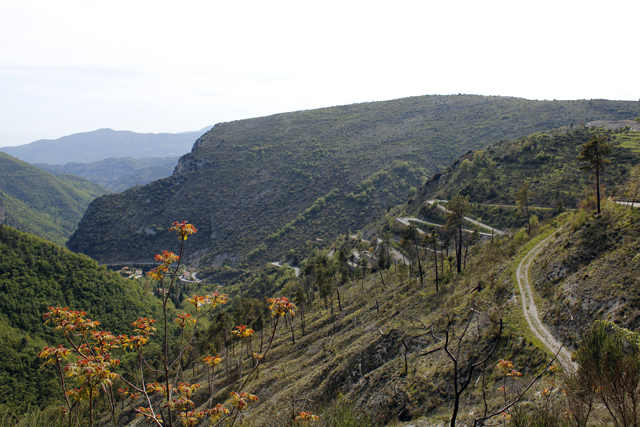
[395,216,496,239]
[615,200,640,208]
[395,217,442,233]
[270,262,301,277]
[426,200,504,235]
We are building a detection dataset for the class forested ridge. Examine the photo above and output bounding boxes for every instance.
[0,225,161,413]
[0,152,109,245]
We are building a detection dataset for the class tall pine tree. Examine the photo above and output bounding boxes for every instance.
[577,133,612,214]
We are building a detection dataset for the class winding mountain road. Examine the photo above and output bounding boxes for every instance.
[395,217,441,233]
[269,262,301,277]
[395,216,495,239]
[426,200,504,235]
[516,232,577,372]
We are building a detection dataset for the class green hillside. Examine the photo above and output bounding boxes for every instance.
[185,124,640,424]
[0,225,161,413]
[0,152,109,245]
[406,125,640,230]
[10,121,640,426]
[35,156,180,192]
[67,95,640,267]
[210,206,640,426]
[530,204,640,348]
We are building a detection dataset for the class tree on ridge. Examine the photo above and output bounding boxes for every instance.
[446,194,470,274]
[577,133,612,214]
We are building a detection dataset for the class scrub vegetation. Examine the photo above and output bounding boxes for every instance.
[3,96,640,425]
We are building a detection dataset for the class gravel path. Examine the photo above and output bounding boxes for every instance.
[516,232,577,372]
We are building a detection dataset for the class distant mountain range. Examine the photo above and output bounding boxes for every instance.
[0,127,212,164]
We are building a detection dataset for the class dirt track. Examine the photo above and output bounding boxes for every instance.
[516,232,577,372]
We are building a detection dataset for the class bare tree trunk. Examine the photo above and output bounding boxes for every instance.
[260,327,264,353]
[596,164,602,214]
[456,224,463,274]
[331,298,336,335]
[401,338,409,375]
[286,313,296,344]
[414,241,423,286]
[464,239,469,270]
[433,242,439,292]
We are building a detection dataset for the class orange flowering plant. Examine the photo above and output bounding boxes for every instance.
[170,221,198,241]
[267,296,296,317]
[232,325,255,361]
[137,222,228,426]
[231,325,255,339]
[208,294,297,427]
[39,307,131,426]
[202,354,223,393]
[41,220,306,427]
[294,410,320,425]
[40,221,228,427]
[496,359,522,409]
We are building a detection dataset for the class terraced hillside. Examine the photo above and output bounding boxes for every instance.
[407,124,640,231]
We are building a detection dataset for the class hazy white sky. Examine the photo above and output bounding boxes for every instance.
[1,0,638,146]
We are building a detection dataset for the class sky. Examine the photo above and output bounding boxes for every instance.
[1,0,639,147]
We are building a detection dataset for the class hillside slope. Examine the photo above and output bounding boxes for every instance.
[0,127,210,164]
[17,122,640,425]
[111,221,566,426]
[0,152,109,245]
[530,204,640,349]
[203,209,640,426]
[407,124,640,230]
[0,225,161,413]
[193,122,640,424]
[67,95,640,266]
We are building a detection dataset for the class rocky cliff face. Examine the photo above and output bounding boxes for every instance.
[173,153,212,175]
